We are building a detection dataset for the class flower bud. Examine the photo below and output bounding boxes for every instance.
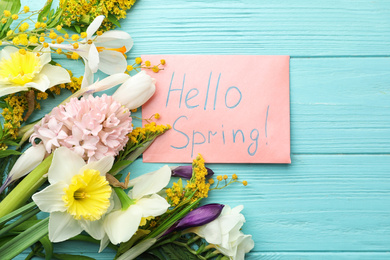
[171,165,214,179]
[112,71,156,110]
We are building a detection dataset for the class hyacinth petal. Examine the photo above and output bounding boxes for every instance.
[112,71,156,110]
[8,144,46,181]
[49,211,83,242]
[80,156,114,176]
[130,165,171,200]
[104,205,142,245]
[48,147,86,185]
[171,165,214,179]
[86,15,105,38]
[40,64,71,86]
[137,194,170,218]
[32,181,68,213]
[98,50,127,75]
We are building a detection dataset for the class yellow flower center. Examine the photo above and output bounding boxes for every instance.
[62,169,112,221]
[0,51,42,85]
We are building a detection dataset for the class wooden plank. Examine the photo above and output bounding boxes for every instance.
[122,0,390,56]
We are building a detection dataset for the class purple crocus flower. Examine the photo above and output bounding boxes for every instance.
[163,203,224,236]
[171,166,214,179]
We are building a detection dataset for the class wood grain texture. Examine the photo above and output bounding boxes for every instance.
[14,0,390,259]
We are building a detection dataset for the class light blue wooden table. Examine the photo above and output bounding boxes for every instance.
[18,0,390,259]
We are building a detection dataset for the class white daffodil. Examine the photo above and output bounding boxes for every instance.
[112,71,156,110]
[103,165,171,245]
[32,147,114,242]
[0,46,70,97]
[50,15,133,87]
[192,205,254,260]
[0,144,46,194]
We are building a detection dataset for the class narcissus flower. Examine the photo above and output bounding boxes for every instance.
[103,165,171,245]
[0,46,70,97]
[32,147,114,242]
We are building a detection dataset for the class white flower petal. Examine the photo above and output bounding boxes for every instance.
[88,44,99,73]
[32,182,67,212]
[95,30,133,51]
[81,59,94,88]
[137,194,170,218]
[104,205,142,245]
[48,147,86,185]
[87,15,105,38]
[8,144,46,181]
[0,46,18,59]
[0,85,29,97]
[24,74,50,92]
[79,218,106,240]
[112,71,156,110]
[130,165,171,200]
[37,47,52,65]
[40,64,71,86]
[49,211,83,242]
[196,219,222,245]
[81,155,114,175]
[99,234,110,253]
[98,50,127,75]
[87,73,130,92]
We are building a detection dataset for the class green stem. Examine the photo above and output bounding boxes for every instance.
[0,154,53,219]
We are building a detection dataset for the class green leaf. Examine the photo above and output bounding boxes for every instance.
[109,160,133,175]
[159,243,200,260]
[0,217,49,260]
[39,235,53,260]
[0,123,3,139]
[107,14,121,28]
[74,24,81,33]
[0,207,40,237]
[38,0,53,22]
[51,253,96,260]
[0,149,21,159]
[2,140,19,146]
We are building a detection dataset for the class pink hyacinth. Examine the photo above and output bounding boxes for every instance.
[30,94,133,162]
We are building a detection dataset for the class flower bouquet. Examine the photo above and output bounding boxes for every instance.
[0,1,254,259]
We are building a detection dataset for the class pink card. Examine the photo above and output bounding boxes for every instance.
[142,55,290,163]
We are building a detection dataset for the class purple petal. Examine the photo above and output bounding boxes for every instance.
[163,204,224,236]
[171,166,214,179]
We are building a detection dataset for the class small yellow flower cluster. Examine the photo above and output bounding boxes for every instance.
[53,74,83,94]
[166,179,184,206]
[128,122,170,145]
[210,173,248,190]
[127,57,166,74]
[60,0,136,31]
[185,154,211,202]
[1,95,28,147]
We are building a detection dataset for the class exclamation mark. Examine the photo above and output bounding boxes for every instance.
[265,105,269,145]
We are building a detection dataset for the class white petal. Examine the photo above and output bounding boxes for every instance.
[79,218,106,240]
[98,50,127,75]
[40,64,71,86]
[99,234,110,253]
[48,147,86,185]
[81,156,114,175]
[130,165,171,200]
[88,44,99,73]
[0,46,18,59]
[0,86,28,97]
[104,205,142,245]
[36,47,52,65]
[8,144,46,181]
[32,182,67,213]
[234,234,255,260]
[137,194,170,218]
[87,73,130,92]
[24,74,50,92]
[112,71,156,110]
[49,211,83,242]
[87,15,105,38]
[81,59,94,88]
[196,219,222,245]
[96,30,133,51]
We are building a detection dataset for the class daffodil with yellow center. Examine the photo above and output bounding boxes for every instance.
[32,147,114,243]
[0,46,70,97]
